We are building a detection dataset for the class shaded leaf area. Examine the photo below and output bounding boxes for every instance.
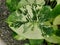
[38,6,52,22]
[53,15,60,25]
[40,25,54,36]
[45,35,60,43]
[51,4,60,18]
[29,39,43,45]
[55,29,60,37]
[6,0,20,12]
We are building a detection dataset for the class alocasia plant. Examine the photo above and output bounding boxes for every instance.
[6,0,60,45]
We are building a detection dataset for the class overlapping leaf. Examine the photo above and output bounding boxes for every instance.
[45,35,60,43]
[6,0,45,12]
[56,0,60,5]
[53,15,60,25]
[51,4,60,18]
[6,0,20,12]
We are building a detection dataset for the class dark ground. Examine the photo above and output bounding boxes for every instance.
[0,0,28,45]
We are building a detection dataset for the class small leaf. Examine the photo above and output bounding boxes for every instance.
[52,25,58,30]
[36,0,45,5]
[55,29,60,37]
[17,0,28,8]
[14,35,26,40]
[6,10,28,28]
[6,0,20,12]
[26,5,33,18]
[51,4,60,18]
[29,39,43,45]
[45,35,60,43]
[24,43,29,45]
[56,0,60,5]
[53,15,60,25]
[40,25,54,36]
[6,10,27,23]
[27,0,35,4]
[38,6,52,22]
[6,0,11,4]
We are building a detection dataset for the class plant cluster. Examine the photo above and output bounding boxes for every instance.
[6,0,60,45]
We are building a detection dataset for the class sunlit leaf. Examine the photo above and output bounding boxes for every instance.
[45,35,60,43]
[36,0,45,5]
[53,15,60,25]
[56,0,60,5]
[17,0,28,8]
[14,35,26,40]
[29,39,43,45]
[10,22,44,39]
[26,5,33,18]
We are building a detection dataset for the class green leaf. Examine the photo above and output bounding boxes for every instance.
[6,10,27,23]
[51,4,60,18]
[6,0,20,12]
[26,5,33,18]
[45,35,60,43]
[6,0,11,4]
[10,22,44,39]
[17,0,28,8]
[24,43,29,45]
[6,10,28,28]
[55,29,60,37]
[14,35,26,40]
[41,25,54,36]
[56,0,60,5]
[53,15,60,25]
[36,0,45,5]
[38,6,52,22]
[29,39,43,45]
[27,0,35,5]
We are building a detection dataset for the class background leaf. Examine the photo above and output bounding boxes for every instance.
[6,0,20,12]
[9,22,44,39]
[45,35,60,43]
[53,15,60,25]
[51,4,60,18]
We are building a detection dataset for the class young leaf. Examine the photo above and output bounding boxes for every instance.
[24,43,29,45]
[26,5,33,18]
[40,25,54,36]
[38,6,52,22]
[27,0,35,5]
[6,10,27,23]
[53,15,60,25]
[51,4,60,18]
[56,0,60,5]
[6,0,20,12]
[10,22,44,39]
[14,35,26,40]
[36,0,45,5]
[45,35,60,43]
[29,39,43,45]
[17,0,28,8]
